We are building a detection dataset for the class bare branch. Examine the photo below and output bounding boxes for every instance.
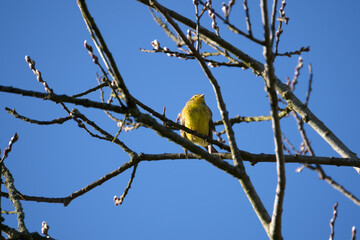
[139,47,248,68]
[2,164,28,233]
[242,0,253,37]
[288,57,304,91]
[114,163,138,206]
[282,133,301,155]
[329,202,338,240]
[25,55,71,115]
[71,82,107,98]
[351,226,357,240]
[5,108,72,126]
[198,0,264,44]
[213,107,290,126]
[274,0,288,55]
[1,192,67,204]
[64,158,137,206]
[276,46,310,57]
[1,152,359,208]
[1,224,54,240]
[261,0,285,238]
[0,85,126,114]
[77,0,135,108]
[304,63,313,106]
[71,109,135,155]
[293,111,360,206]
[1,132,19,164]
[149,7,182,46]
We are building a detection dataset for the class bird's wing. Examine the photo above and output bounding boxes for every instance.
[206,105,215,137]
[179,111,187,139]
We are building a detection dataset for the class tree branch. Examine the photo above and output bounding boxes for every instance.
[1,152,359,206]
[77,0,135,108]
[329,202,338,240]
[2,164,28,233]
[5,108,72,125]
[261,0,285,238]
[0,85,126,114]
[136,0,360,173]
[149,0,271,233]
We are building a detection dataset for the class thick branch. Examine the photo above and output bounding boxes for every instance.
[2,164,28,233]
[1,224,54,240]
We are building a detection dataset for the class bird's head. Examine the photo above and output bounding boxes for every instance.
[189,94,205,103]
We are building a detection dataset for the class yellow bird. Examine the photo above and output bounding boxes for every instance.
[178,94,217,157]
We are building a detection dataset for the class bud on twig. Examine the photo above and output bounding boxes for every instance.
[41,221,50,238]
[84,40,93,52]
[151,39,160,50]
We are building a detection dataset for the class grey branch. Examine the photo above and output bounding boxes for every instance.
[2,164,28,233]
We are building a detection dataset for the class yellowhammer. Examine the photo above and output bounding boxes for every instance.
[178,94,217,158]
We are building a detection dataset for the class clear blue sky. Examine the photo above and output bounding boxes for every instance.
[1,1,359,239]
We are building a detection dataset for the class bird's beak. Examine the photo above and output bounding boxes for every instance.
[200,94,205,97]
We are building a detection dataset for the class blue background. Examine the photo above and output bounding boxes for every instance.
[1,1,359,239]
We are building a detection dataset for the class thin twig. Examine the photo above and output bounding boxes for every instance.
[96,75,123,122]
[114,163,138,205]
[274,0,287,55]
[71,109,135,155]
[84,41,125,108]
[289,57,304,91]
[5,108,72,126]
[214,107,290,126]
[243,0,253,37]
[294,111,360,206]
[194,0,201,51]
[304,63,313,106]
[148,12,246,67]
[351,226,357,240]
[1,210,16,215]
[149,7,182,46]
[25,56,71,115]
[72,82,107,98]
[198,0,264,44]
[270,0,279,46]
[139,47,248,68]
[329,202,338,240]
[276,46,310,57]
[77,0,135,108]
[0,85,126,114]
[281,133,301,155]
[63,158,137,206]
[0,133,19,164]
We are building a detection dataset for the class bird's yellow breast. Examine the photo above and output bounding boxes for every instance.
[182,101,211,147]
